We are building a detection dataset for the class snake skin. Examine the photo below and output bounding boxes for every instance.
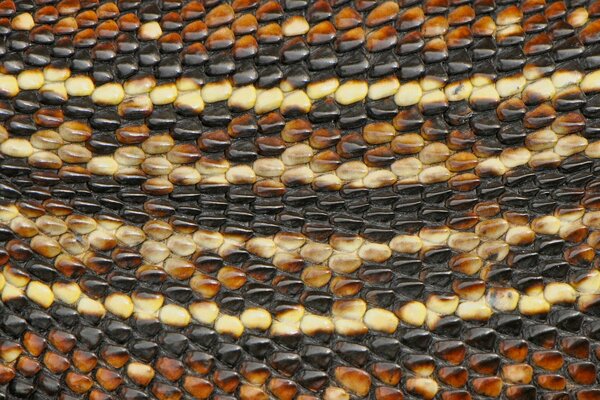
[0,0,600,399]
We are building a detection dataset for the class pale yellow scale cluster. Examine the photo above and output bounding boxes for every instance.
[2,192,600,339]
[0,95,598,193]
[0,64,597,114]
[3,264,600,339]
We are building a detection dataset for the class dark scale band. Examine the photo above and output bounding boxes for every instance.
[0,0,600,399]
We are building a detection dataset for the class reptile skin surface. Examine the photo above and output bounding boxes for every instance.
[0,0,600,399]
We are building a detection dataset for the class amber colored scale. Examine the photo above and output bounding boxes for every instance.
[4,0,600,400]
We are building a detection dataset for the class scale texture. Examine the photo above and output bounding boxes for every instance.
[1,0,600,399]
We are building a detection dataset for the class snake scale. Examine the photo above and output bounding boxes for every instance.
[0,0,599,399]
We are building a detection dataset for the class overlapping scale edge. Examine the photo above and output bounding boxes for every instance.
[1,0,600,399]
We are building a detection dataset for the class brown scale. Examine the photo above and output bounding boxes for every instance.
[0,0,594,79]
[3,2,600,400]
